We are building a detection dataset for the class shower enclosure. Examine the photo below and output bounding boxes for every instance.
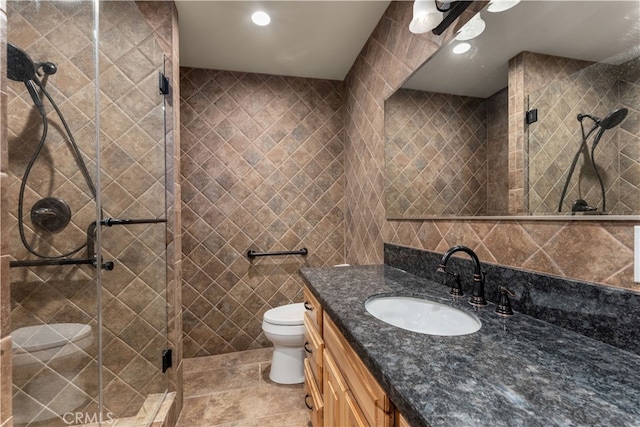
[527,56,640,215]
[6,1,178,425]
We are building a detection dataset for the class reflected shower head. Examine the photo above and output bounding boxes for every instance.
[577,108,628,130]
[600,108,628,130]
[7,43,37,82]
[589,108,629,151]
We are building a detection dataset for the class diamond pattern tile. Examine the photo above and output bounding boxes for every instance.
[180,69,345,357]
[386,88,489,217]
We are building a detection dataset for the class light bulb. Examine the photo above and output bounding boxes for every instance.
[410,0,444,34]
[251,11,270,26]
[487,0,520,13]
[455,14,485,41]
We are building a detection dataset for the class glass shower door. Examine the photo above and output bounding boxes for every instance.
[7,1,102,425]
[7,0,171,425]
[95,0,170,422]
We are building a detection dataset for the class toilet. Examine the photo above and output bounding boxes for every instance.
[12,323,93,424]
[262,303,306,384]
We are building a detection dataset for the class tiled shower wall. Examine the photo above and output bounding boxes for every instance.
[5,0,181,423]
[180,69,344,357]
[345,1,638,291]
[527,53,640,214]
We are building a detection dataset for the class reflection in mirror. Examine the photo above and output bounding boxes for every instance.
[385,1,640,219]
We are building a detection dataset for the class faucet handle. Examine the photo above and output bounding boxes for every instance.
[449,272,464,297]
[495,286,515,317]
[438,266,464,296]
[469,271,488,306]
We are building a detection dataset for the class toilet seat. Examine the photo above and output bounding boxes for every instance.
[13,323,92,354]
[12,323,93,424]
[12,323,93,365]
[263,302,305,326]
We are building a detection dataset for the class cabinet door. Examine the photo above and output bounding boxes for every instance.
[344,390,368,427]
[323,350,348,427]
[324,314,394,427]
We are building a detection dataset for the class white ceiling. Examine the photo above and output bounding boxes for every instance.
[175,1,391,81]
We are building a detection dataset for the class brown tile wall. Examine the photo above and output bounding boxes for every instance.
[346,1,637,290]
[507,53,527,213]
[384,85,509,218]
[179,69,345,357]
[385,89,488,217]
[487,88,509,215]
[6,0,180,423]
[618,57,640,213]
[526,52,640,215]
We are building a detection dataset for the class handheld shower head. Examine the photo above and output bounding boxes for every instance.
[6,43,47,117]
[7,43,37,82]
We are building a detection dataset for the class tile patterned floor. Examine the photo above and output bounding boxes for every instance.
[177,348,310,427]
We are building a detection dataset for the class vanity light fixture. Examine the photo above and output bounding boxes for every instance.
[487,0,520,13]
[409,0,443,34]
[410,1,474,35]
[452,42,471,54]
[251,11,270,26]
[455,13,485,41]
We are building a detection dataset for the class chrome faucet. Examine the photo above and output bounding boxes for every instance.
[436,245,487,306]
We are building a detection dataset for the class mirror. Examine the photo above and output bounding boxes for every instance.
[385,1,640,219]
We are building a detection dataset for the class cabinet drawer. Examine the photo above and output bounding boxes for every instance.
[303,286,323,332]
[304,312,324,389]
[324,313,393,427]
[304,358,323,427]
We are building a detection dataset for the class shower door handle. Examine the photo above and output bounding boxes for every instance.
[85,222,114,270]
[85,218,167,270]
[101,218,167,226]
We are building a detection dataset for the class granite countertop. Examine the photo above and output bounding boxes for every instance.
[300,265,640,427]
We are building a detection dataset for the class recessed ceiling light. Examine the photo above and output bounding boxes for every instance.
[251,11,270,26]
[452,43,471,54]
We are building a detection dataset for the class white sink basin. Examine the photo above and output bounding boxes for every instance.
[365,296,481,336]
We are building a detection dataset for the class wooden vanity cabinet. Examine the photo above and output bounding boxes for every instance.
[303,285,401,427]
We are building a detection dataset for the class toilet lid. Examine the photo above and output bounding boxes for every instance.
[12,323,92,354]
[263,303,305,326]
